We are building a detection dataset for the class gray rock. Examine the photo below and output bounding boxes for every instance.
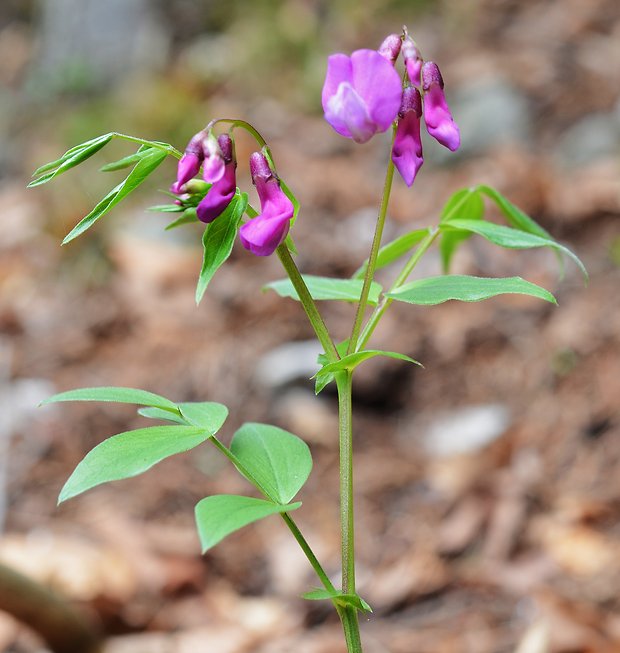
[554,112,620,168]
[423,403,511,457]
[254,340,323,389]
[428,77,531,162]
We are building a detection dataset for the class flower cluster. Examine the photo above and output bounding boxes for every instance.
[322,29,460,186]
[171,131,293,257]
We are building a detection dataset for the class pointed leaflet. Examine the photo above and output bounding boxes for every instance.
[41,386,178,412]
[444,218,587,281]
[138,407,187,425]
[178,402,229,434]
[62,148,168,244]
[230,423,312,504]
[99,145,154,172]
[195,192,248,304]
[353,228,431,279]
[166,209,199,230]
[29,134,114,186]
[265,276,382,305]
[387,275,557,305]
[195,495,301,552]
[316,350,422,377]
[59,425,213,503]
[438,187,485,272]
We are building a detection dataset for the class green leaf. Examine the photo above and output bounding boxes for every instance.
[317,350,421,376]
[138,407,187,425]
[353,228,431,279]
[59,425,211,502]
[230,423,312,504]
[265,276,382,305]
[477,185,552,238]
[178,402,228,434]
[62,148,168,244]
[387,275,557,305]
[41,386,178,412]
[195,192,248,304]
[302,588,373,613]
[99,145,152,172]
[315,340,349,394]
[195,495,301,552]
[29,134,114,186]
[148,204,184,213]
[444,218,587,281]
[166,208,199,230]
[439,187,485,272]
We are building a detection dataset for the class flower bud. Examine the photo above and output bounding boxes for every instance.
[402,35,423,86]
[378,33,402,65]
[421,62,460,151]
[196,134,237,224]
[392,87,424,186]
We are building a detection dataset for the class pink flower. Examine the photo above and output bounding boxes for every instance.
[239,152,294,256]
[402,35,423,87]
[322,48,402,144]
[196,134,237,224]
[171,130,226,194]
[392,87,424,186]
[421,62,460,152]
[378,33,402,65]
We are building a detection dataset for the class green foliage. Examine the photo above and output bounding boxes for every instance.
[314,350,422,394]
[195,495,301,552]
[196,192,249,304]
[230,423,313,504]
[302,588,373,613]
[59,425,212,503]
[42,387,229,502]
[387,275,557,305]
[265,275,382,305]
[42,386,178,412]
[353,228,431,279]
[437,185,586,279]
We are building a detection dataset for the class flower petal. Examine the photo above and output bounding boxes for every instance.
[325,82,376,143]
[350,49,402,132]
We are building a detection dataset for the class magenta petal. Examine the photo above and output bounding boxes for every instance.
[174,152,201,191]
[196,160,237,224]
[322,54,353,114]
[350,49,402,132]
[325,82,375,143]
[423,84,461,151]
[202,154,225,183]
[239,214,291,256]
[406,58,422,86]
[392,111,424,186]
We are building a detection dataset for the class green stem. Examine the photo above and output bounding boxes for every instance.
[356,227,439,351]
[276,245,339,363]
[209,436,335,593]
[208,119,268,148]
[347,131,396,355]
[336,371,362,652]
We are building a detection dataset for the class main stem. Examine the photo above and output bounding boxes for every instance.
[336,370,362,652]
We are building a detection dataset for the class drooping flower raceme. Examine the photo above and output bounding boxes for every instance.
[239,152,294,256]
[195,133,237,224]
[421,62,460,152]
[171,130,226,194]
[392,86,424,187]
[322,48,402,144]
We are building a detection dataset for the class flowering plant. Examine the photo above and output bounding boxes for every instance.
[30,28,585,652]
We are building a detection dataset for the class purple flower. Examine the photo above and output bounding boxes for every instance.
[239,152,294,256]
[322,49,402,144]
[402,35,423,87]
[392,87,424,186]
[421,62,460,152]
[171,130,225,194]
[378,33,402,65]
[196,134,237,224]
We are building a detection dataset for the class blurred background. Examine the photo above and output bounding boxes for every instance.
[1,0,619,651]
